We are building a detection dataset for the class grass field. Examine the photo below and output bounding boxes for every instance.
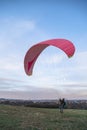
[0,104,87,130]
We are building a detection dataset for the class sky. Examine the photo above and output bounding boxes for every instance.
[0,0,87,100]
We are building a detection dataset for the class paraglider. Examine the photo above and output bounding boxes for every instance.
[24,39,75,76]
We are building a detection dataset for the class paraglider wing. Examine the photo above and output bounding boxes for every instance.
[24,39,75,76]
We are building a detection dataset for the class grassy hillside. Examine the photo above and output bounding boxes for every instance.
[0,104,87,130]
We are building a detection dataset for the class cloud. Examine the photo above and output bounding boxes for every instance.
[33,50,87,86]
[0,18,36,76]
[74,51,87,68]
[0,17,87,99]
[66,51,87,83]
[0,18,35,36]
[0,56,22,71]
[39,53,65,65]
[0,17,51,84]
[0,17,50,47]
[0,18,37,59]
[0,77,32,91]
[0,85,87,100]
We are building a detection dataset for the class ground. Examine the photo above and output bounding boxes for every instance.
[0,104,87,130]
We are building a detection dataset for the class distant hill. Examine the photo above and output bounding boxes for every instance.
[0,98,87,109]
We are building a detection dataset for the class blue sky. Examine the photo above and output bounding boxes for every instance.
[0,0,87,99]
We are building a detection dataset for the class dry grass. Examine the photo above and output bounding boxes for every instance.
[0,104,87,130]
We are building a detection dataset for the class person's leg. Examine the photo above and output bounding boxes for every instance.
[60,105,63,113]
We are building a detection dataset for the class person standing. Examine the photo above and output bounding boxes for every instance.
[59,98,66,113]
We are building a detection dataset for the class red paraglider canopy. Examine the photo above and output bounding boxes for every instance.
[24,39,75,76]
